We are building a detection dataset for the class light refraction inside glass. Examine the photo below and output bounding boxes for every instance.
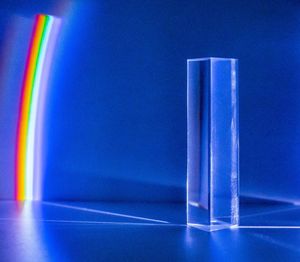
[187,58,239,231]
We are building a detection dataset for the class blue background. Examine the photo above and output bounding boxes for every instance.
[0,0,300,202]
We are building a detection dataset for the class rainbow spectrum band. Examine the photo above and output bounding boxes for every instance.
[15,14,57,201]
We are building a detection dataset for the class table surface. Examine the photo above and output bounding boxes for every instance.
[0,201,299,262]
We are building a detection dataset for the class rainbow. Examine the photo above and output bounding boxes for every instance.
[15,14,57,201]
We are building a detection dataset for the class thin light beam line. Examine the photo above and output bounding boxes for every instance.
[0,218,184,226]
[43,202,170,224]
[240,194,298,205]
[239,206,300,219]
[238,226,300,229]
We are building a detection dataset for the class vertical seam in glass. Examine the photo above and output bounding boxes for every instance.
[186,60,190,225]
[231,59,239,225]
[209,59,213,224]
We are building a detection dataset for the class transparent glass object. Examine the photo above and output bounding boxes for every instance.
[187,58,239,231]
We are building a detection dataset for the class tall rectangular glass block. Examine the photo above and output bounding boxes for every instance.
[187,58,239,231]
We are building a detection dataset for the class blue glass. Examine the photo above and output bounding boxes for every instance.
[187,58,239,231]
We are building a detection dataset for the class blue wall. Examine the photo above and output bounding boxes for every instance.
[0,0,300,202]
